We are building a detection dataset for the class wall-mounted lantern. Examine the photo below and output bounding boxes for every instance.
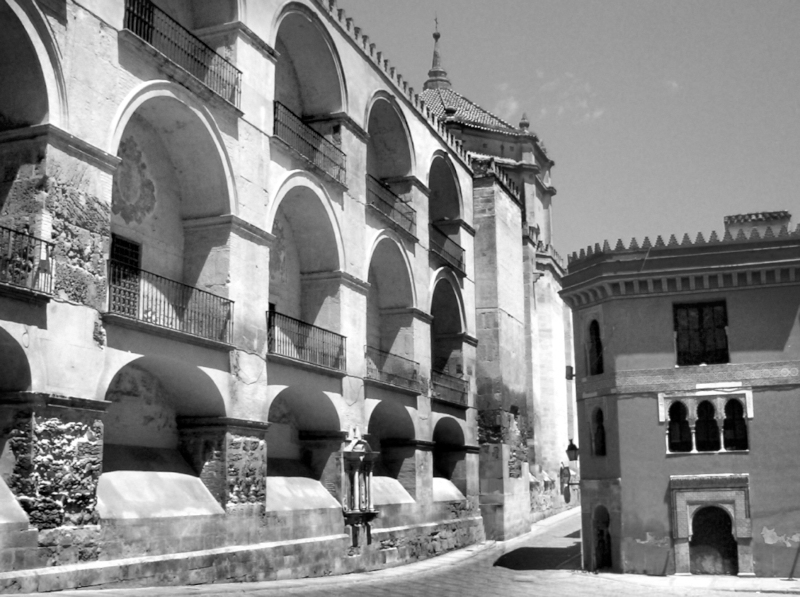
[566,439,579,462]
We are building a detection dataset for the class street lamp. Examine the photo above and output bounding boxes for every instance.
[566,439,579,462]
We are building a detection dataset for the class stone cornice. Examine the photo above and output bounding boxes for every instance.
[194,21,278,63]
[576,360,800,397]
[0,124,121,174]
[305,111,369,143]
[183,214,274,246]
[561,239,800,310]
[301,270,370,294]
[0,392,111,413]
[176,416,270,434]
[382,175,430,197]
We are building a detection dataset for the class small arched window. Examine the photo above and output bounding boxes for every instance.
[668,402,692,452]
[592,408,606,456]
[695,400,720,452]
[588,320,604,376]
[723,399,748,451]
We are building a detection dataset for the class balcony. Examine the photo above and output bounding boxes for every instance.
[366,176,417,238]
[365,345,424,393]
[429,225,465,274]
[267,310,346,371]
[273,101,347,185]
[0,225,54,296]
[431,370,469,408]
[107,261,233,343]
[124,0,242,107]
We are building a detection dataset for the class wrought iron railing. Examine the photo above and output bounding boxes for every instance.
[366,175,417,237]
[108,261,233,343]
[431,370,469,408]
[365,345,423,392]
[429,225,465,273]
[273,101,347,185]
[0,225,54,295]
[124,0,242,107]
[267,310,346,371]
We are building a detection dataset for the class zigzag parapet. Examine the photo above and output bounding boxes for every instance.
[316,0,470,166]
[568,224,800,268]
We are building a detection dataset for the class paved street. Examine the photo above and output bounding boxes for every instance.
[21,508,800,597]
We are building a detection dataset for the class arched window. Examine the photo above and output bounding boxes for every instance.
[723,399,748,451]
[592,408,606,456]
[695,400,720,452]
[588,320,604,376]
[668,401,692,452]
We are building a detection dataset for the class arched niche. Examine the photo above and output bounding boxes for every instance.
[98,357,226,520]
[430,275,465,375]
[366,236,414,358]
[269,175,342,329]
[366,94,414,180]
[273,4,345,117]
[432,416,466,500]
[367,399,416,504]
[428,153,462,224]
[0,327,31,392]
[593,505,612,571]
[109,86,234,288]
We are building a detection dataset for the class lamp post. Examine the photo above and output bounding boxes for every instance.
[566,439,579,463]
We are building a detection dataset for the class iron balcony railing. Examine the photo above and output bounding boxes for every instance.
[273,101,347,185]
[267,310,346,371]
[108,261,233,343]
[366,175,417,237]
[365,345,423,393]
[431,370,469,408]
[124,0,242,107]
[430,225,465,273]
[0,225,54,295]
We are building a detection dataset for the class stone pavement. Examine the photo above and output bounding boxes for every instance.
[13,508,800,596]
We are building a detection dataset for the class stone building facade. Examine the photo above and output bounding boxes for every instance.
[0,0,574,590]
[561,211,800,577]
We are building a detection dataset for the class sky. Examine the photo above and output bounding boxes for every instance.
[340,0,800,256]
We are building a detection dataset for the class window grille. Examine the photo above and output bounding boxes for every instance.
[695,400,720,452]
[668,401,692,453]
[674,301,729,366]
[723,399,748,451]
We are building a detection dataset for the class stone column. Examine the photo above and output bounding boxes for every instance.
[177,417,269,514]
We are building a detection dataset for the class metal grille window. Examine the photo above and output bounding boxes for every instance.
[109,235,141,318]
[673,301,729,366]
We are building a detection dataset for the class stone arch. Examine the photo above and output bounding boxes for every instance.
[272,2,347,117]
[593,505,612,571]
[689,506,738,575]
[432,416,466,500]
[365,91,415,180]
[1,0,67,130]
[109,81,237,217]
[428,151,463,223]
[0,326,31,392]
[430,270,466,375]
[368,399,416,484]
[366,234,415,361]
[668,400,692,453]
[695,400,720,452]
[268,172,344,328]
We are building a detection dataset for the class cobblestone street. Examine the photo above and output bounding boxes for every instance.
[22,509,796,597]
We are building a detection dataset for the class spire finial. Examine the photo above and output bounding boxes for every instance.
[424,17,451,90]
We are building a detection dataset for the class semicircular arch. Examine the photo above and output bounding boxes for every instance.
[271,1,348,116]
[108,80,237,217]
[268,170,345,273]
[429,267,466,333]
[2,0,67,129]
[428,150,463,222]
[364,90,415,180]
[365,229,416,309]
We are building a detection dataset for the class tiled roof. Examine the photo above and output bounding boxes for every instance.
[420,87,523,136]
[724,211,791,224]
